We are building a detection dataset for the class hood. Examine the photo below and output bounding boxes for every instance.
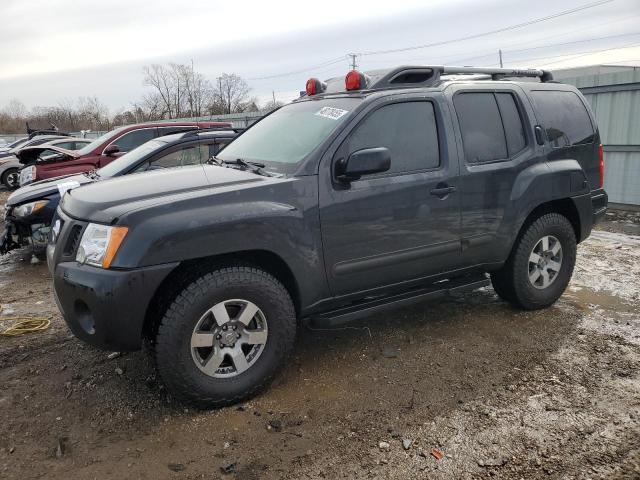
[61,165,267,223]
[17,145,79,165]
[7,174,92,206]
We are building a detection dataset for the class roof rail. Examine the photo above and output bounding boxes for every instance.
[440,66,554,82]
[366,65,553,90]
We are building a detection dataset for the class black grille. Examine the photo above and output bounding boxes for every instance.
[63,225,83,256]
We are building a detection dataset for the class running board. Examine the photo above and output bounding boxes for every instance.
[308,274,490,327]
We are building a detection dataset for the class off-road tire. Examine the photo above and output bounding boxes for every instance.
[1,168,19,190]
[155,266,296,408]
[491,213,576,310]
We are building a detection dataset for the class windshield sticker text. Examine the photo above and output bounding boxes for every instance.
[315,107,349,120]
[57,181,81,196]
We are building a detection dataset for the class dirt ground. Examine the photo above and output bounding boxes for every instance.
[0,188,639,480]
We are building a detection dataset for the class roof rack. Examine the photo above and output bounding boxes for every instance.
[357,65,554,90]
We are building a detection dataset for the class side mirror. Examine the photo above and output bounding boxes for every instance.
[336,147,391,182]
[104,144,120,156]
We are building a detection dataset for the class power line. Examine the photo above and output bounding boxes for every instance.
[358,14,640,66]
[358,0,614,56]
[449,31,640,65]
[248,56,347,81]
[471,41,640,68]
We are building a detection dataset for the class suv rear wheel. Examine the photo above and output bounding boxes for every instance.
[155,266,296,408]
[491,213,576,310]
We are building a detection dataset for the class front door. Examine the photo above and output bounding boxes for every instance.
[319,95,461,296]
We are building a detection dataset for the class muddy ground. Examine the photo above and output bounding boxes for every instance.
[0,188,638,480]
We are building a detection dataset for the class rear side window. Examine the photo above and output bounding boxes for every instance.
[496,93,526,156]
[454,92,528,163]
[455,93,507,163]
[344,101,440,176]
[530,90,594,148]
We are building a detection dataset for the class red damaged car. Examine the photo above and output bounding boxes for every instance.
[18,121,231,186]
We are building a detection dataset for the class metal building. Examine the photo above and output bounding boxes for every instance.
[554,65,640,208]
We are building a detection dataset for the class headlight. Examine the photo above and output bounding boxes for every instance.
[19,166,35,185]
[76,223,128,268]
[13,200,49,218]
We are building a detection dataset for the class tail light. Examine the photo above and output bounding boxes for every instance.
[598,143,604,188]
[345,70,367,91]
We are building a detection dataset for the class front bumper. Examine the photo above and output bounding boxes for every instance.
[51,261,177,351]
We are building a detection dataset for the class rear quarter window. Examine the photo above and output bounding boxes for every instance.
[530,90,594,148]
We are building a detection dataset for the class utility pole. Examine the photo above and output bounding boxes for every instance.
[498,49,503,68]
[348,53,358,70]
[272,90,276,105]
[217,76,223,113]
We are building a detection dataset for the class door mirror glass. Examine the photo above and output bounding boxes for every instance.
[104,144,120,156]
[337,147,390,181]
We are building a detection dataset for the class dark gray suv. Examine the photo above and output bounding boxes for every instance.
[47,65,607,407]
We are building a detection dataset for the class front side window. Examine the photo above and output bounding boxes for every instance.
[341,101,440,176]
[150,144,202,169]
[530,90,594,148]
[217,98,362,174]
[97,139,166,177]
[110,128,157,153]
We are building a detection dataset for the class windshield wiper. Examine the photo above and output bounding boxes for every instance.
[220,158,272,177]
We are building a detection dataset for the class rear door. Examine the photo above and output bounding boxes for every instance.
[446,85,542,266]
[319,93,462,296]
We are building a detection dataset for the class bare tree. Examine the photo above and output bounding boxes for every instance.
[142,62,215,119]
[214,73,251,115]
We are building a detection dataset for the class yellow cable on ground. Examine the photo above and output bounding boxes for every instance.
[0,317,51,336]
[0,304,51,336]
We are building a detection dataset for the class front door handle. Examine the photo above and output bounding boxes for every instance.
[430,185,457,198]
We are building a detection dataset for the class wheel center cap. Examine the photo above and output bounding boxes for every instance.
[220,331,237,346]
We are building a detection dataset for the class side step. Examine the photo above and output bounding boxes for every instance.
[309,274,490,327]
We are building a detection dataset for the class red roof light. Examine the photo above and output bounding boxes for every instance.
[306,78,325,96]
[345,70,366,91]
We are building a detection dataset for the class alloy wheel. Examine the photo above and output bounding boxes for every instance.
[190,299,268,378]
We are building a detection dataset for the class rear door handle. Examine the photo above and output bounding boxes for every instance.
[430,185,457,197]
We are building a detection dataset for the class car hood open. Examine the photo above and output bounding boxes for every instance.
[17,145,80,165]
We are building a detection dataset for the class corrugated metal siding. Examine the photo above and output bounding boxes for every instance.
[603,151,640,205]
[583,90,640,145]
[559,66,640,206]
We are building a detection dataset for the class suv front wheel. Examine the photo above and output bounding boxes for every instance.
[155,266,296,408]
[491,213,577,310]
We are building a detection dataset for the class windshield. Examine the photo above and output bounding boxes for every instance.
[217,97,361,174]
[97,139,167,177]
[75,126,128,156]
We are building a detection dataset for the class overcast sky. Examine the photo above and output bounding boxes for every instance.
[1,0,639,112]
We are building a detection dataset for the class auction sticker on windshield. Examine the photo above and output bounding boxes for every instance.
[315,107,349,120]
[57,181,81,196]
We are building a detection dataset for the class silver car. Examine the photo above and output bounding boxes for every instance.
[0,137,91,189]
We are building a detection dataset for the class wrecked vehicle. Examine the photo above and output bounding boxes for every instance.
[1,128,237,257]
[48,65,607,408]
[0,136,89,189]
[17,120,232,187]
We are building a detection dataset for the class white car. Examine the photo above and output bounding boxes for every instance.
[0,137,91,190]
